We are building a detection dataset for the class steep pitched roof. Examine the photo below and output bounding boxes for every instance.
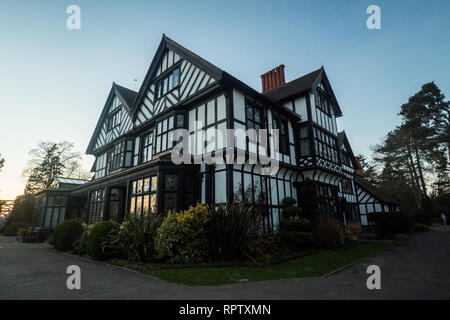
[355,175,399,205]
[86,83,136,154]
[131,34,224,115]
[262,66,343,117]
[113,83,137,110]
[263,67,323,102]
[163,35,223,78]
[338,131,359,169]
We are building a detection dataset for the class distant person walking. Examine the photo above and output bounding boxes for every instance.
[440,213,447,226]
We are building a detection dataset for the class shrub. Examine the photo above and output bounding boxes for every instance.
[73,224,91,256]
[252,233,284,257]
[312,215,344,248]
[280,231,314,252]
[279,217,313,252]
[280,218,311,232]
[2,194,35,236]
[87,220,119,260]
[411,223,429,232]
[3,221,23,236]
[155,215,208,264]
[281,197,303,219]
[342,228,358,244]
[53,219,84,251]
[104,214,163,262]
[206,202,258,261]
[155,203,211,264]
[368,212,413,237]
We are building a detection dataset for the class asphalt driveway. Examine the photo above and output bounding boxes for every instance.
[0,226,449,300]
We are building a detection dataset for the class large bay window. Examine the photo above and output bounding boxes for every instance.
[129,176,157,216]
[314,127,339,163]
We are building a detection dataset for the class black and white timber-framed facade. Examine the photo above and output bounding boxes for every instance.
[32,34,399,231]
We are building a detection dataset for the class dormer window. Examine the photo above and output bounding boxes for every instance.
[155,67,180,100]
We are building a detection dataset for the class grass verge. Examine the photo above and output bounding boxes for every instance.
[114,242,391,286]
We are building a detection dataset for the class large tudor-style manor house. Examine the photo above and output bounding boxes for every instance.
[32,35,398,232]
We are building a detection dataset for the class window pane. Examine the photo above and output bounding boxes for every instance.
[45,208,52,227]
[161,133,167,151]
[254,109,261,123]
[246,105,253,120]
[168,73,174,90]
[207,100,215,125]
[157,122,162,134]
[172,68,180,87]
[136,196,142,215]
[151,176,157,191]
[300,126,308,138]
[167,131,173,149]
[150,194,157,213]
[130,197,136,215]
[163,77,168,94]
[137,179,143,194]
[176,114,184,128]
[143,178,150,192]
[156,136,161,153]
[143,195,149,215]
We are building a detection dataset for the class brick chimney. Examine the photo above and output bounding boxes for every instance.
[261,65,285,92]
[354,157,364,177]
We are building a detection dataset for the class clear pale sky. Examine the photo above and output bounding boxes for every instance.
[0,0,449,200]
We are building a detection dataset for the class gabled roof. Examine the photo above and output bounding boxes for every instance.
[131,34,223,116]
[163,35,223,78]
[113,83,137,111]
[262,66,343,117]
[355,175,399,205]
[338,131,359,169]
[86,83,136,154]
[263,67,323,102]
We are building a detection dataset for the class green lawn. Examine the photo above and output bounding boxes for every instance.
[142,242,390,286]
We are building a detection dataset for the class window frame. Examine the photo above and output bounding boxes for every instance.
[272,114,290,155]
[129,175,158,216]
[313,126,339,164]
[107,109,121,132]
[153,115,174,155]
[155,66,181,100]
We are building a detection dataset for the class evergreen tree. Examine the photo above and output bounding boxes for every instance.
[23,141,91,194]
[356,154,379,185]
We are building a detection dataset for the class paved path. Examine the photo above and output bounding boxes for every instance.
[1,226,449,300]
